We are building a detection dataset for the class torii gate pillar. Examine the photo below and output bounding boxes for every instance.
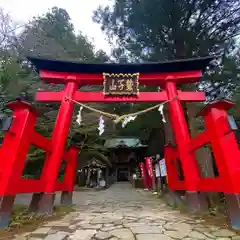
[165,81,204,210]
[37,81,78,213]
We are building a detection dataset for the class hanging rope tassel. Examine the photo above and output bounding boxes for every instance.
[76,106,83,125]
[122,116,137,128]
[98,115,105,135]
[158,104,166,123]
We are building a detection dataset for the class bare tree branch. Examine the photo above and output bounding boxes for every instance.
[0,8,24,49]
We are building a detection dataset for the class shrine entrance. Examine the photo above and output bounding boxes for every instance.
[1,55,240,230]
[104,137,147,183]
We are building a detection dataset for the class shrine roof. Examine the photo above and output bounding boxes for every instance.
[104,137,147,149]
[83,158,107,168]
[27,56,216,74]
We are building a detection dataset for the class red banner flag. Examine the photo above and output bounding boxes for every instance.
[139,162,148,189]
[145,157,153,188]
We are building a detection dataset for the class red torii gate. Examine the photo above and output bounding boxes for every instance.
[0,56,240,229]
[31,56,208,203]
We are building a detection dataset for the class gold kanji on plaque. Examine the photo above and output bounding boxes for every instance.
[109,79,117,91]
[103,73,139,96]
[118,79,125,91]
[126,79,134,92]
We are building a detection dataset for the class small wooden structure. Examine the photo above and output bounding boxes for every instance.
[81,158,107,188]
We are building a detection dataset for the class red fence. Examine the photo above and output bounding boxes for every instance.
[0,100,79,196]
[165,100,240,194]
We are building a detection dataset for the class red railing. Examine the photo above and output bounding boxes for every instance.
[164,100,240,193]
[0,100,79,196]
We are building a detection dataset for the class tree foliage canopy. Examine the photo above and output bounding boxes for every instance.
[0,7,110,175]
[93,0,240,137]
[93,0,240,60]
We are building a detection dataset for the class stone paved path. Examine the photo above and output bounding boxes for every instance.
[15,183,240,239]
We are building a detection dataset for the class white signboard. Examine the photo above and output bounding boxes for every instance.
[155,164,160,177]
[159,159,167,177]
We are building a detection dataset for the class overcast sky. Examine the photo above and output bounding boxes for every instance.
[1,0,112,54]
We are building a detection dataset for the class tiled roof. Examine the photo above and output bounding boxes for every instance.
[104,137,147,149]
[27,56,215,74]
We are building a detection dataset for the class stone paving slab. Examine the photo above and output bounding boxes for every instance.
[13,183,240,239]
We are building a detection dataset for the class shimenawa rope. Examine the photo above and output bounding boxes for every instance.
[65,96,178,124]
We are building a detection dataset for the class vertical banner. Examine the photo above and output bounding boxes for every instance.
[159,158,167,177]
[139,162,148,189]
[159,158,168,185]
[145,157,153,188]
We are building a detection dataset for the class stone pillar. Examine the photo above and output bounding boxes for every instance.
[37,193,56,215]
[60,191,73,205]
[186,192,208,212]
[0,196,15,228]
[28,193,43,213]
[225,194,240,229]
